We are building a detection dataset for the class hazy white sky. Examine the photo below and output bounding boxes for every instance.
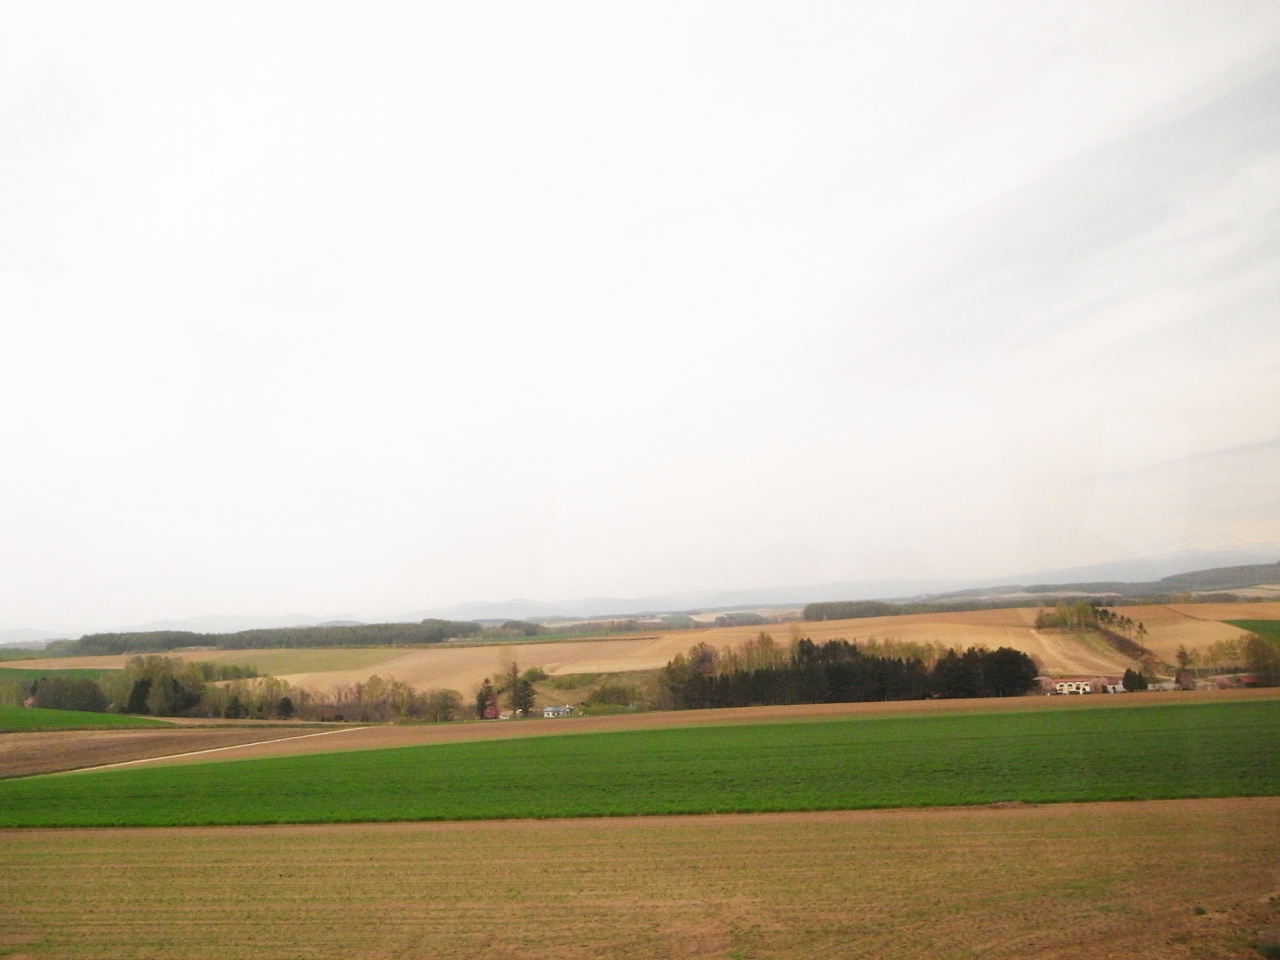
[2,2,1279,631]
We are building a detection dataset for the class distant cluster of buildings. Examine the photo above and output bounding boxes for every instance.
[1037,673,1259,695]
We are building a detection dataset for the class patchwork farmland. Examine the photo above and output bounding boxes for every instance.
[13,602,1276,696]
[1,687,1276,957]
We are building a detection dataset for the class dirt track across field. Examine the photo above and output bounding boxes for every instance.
[69,686,1277,773]
[0,726,340,778]
[2,797,1276,959]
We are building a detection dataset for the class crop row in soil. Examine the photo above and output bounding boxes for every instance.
[1,798,1276,960]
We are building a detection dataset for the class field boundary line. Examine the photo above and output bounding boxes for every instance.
[59,726,371,775]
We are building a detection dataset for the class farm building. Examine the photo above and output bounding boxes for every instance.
[542,705,573,718]
[1051,675,1124,695]
[1054,680,1092,695]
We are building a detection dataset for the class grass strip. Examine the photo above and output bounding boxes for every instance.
[0,700,1274,827]
[0,705,170,732]
[1228,620,1280,641]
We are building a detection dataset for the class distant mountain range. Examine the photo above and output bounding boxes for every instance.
[931,560,1280,600]
[0,627,75,647]
[3,547,1275,645]
[409,548,1280,621]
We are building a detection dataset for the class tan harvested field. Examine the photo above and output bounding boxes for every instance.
[120,687,1279,771]
[0,726,341,778]
[1105,602,1280,663]
[14,601,1278,694]
[794,606,1141,674]
[2,798,1276,960]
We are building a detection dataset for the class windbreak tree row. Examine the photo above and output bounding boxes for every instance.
[47,619,482,656]
[661,636,1040,709]
[10,656,466,723]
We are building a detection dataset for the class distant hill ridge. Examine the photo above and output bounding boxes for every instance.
[10,553,1279,653]
[1021,560,1280,597]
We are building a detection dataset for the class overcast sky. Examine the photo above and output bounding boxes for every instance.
[2,2,1279,631]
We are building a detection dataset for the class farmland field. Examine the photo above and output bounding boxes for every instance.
[1,798,1276,960]
[0,704,169,732]
[2,699,1275,827]
[1229,619,1280,641]
[9,603,1278,696]
[1109,603,1280,663]
[0,725,346,779]
[106,687,1280,769]
[4,609,1139,693]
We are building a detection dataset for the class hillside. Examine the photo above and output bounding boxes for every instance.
[15,601,1275,696]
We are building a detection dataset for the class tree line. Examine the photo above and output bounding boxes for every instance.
[1173,634,1280,685]
[46,619,481,657]
[803,598,1084,621]
[1034,601,1159,672]
[6,656,466,722]
[804,594,1271,623]
[659,633,1040,709]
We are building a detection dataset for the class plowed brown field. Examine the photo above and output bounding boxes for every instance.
[2,798,1276,960]
[0,726,344,778]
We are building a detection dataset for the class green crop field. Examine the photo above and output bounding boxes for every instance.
[0,648,52,662]
[1229,619,1280,641]
[1,700,1275,827]
[0,705,170,732]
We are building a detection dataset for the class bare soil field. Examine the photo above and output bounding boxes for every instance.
[0,726,341,778]
[116,687,1279,772]
[1,797,1275,960]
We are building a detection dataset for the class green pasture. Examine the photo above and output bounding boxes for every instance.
[0,700,1275,827]
[0,705,170,732]
[1228,620,1280,642]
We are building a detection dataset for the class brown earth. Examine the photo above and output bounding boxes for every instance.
[100,687,1280,772]
[0,725,343,778]
[1,797,1276,960]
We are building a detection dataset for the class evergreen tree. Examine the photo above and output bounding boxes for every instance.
[475,678,497,718]
[510,678,536,716]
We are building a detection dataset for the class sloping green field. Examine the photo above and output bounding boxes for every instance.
[0,700,1275,827]
[0,705,170,732]
[1228,619,1280,641]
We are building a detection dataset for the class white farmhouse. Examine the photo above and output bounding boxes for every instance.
[1054,680,1092,695]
